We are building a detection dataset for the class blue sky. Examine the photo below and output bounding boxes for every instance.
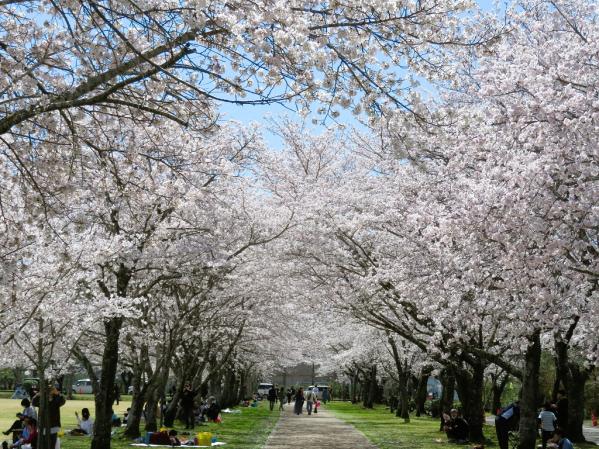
[218,0,498,148]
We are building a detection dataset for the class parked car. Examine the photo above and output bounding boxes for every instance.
[305,385,330,400]
[257,383,273,398]
[72,378,93,394]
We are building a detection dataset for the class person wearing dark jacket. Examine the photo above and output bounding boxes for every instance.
[179,383,197,429]
[267,386,278,411]
[32,386,65,449]
[205,396,221,422]
[495,401,520,449]
[444,409,469,443]
[294,388,305,415]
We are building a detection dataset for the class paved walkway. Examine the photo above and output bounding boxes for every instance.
[264,404,378,449]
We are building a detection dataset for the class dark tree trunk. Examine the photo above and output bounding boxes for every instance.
[553,318,589,441]
[36,377,51,449]
[414,369,430,417]
[455,363,485,442]
[398,370,410,422]
[440,369,455,430]
[350,372,358,404]
[144,392,159,432]
[237,369,247,403]
[363,365,377,409]
[491,373,509,415]
[221,367,238,408]
[163,386,182,428]
[64,373,74,400]
[567,366,588,442]
[124,373,145,438]
[121,371,134,395]
[91,317,123,449]
[519,331,541,449]
[387,334,410,421]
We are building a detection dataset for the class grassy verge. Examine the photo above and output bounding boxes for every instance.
[1,398,279,449]
[327,402,598,449]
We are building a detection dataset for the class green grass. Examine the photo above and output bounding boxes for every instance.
[328,402,598,449]
[1,398,279,449]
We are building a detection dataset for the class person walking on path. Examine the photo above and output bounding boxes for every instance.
[289,387,296,405]
[305,388,317,416]
[268,385,278,411]
[539,401,557,449]
[495,400,520,449]
[312,386,319,414]
[278,387,286,411]
[180,383,197,429]
[294,388,305,415]
[286,388,292,405]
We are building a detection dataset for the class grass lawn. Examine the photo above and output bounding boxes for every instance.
[1,398,279,449]
[327,402,598,449]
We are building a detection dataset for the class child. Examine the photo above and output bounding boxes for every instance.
[71,408,94,436]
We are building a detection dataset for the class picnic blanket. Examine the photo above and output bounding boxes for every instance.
[131,443,226,448]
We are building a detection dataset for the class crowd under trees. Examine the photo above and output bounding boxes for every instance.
[0,1,598,449]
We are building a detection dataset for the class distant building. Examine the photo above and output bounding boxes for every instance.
[272,363,335,387]
[427,377,442,399]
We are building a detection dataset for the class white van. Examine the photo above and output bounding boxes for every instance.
[72,379,93,394]
[257,383,273,398]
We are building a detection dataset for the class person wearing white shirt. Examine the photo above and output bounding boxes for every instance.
[305,388,317,416]
[538,402,557,449]
[71,408,94,436]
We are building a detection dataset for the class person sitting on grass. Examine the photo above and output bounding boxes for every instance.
[2,414,24,444]
[71,408,94,436]
[2,416,38,449]
[168,430,181,446]
[548,428,574,449]
[205,396,221,422]
[443,409,469,444]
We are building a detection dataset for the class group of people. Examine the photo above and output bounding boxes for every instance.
[2,386,65,449]
[442,408,469,444]
[292,387,320,416]
[495,394,574,449]
[179,383,221,429]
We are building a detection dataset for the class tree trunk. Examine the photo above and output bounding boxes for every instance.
[124,376,147,438]
[440,369,455,430]
[220,367,237,408]
[455,363,485,442]
[491,373,509,415]
[553,319,589,442]
[567,365,588,442]
[91,318,122,449]
[519,331,541,449]
[398,370,410,422]
[414,370,430,417]
[144,392,159,432]
[237,369,247,403]
[363,365,376,409]
[350,372,358,404]
[163,386,182,428]
[121,371,133,395]
[36,322,51,449]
